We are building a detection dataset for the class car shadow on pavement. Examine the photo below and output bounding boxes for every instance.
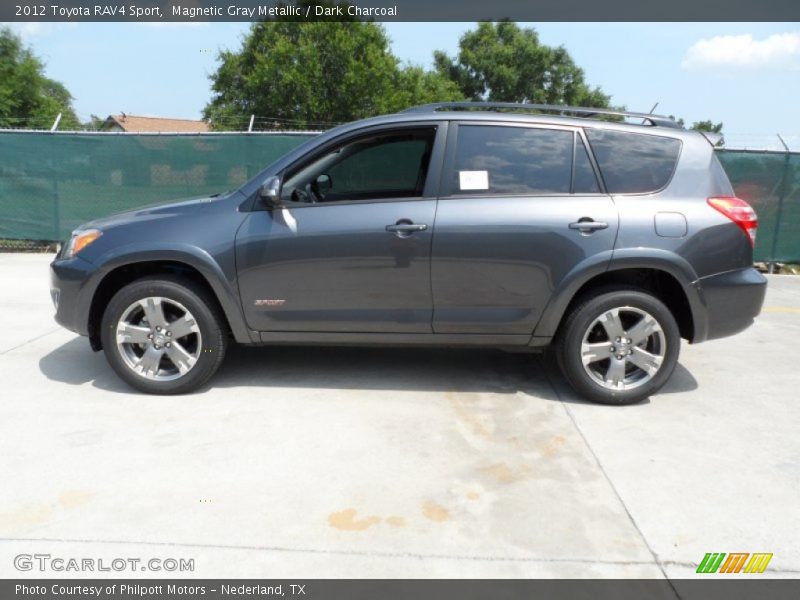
[655,361,699,395]
[38,336,699,403]
[37,336,133,393]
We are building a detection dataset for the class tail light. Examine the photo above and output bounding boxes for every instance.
[707,197,758,247]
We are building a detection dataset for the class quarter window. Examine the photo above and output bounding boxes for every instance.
[585,129,681,194]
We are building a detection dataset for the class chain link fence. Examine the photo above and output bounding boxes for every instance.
[0,130,798,264]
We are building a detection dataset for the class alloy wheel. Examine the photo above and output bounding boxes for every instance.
[115,296,202,381]
[580,306,666,391]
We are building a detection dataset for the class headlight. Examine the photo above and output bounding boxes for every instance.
[63,229,102,258]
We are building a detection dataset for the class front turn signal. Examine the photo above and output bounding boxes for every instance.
[65,229,102,258]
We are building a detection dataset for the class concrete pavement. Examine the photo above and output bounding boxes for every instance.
[0,253,798,579]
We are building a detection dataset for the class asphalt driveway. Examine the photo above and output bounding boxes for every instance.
[0,253,798,578]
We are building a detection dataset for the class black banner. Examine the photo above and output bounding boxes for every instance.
[3,0,799,22]
[4,580,800,600]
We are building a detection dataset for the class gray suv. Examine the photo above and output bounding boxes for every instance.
[50,102,767,404]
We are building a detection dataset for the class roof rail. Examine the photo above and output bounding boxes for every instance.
[402,102,682,129]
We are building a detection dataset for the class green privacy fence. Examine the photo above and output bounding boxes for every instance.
[716,149,800,264]
[0,131,798,262]
[0,131,316,243]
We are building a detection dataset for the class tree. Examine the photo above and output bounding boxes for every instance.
[670,116,724,134]
[434,21,612,107]
[82,114,105,131]
[203,5,461,130]
[387,65,463,112]
[690,120,723,134]
[0,27,79,129]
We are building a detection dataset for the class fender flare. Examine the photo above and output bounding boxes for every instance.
[83,242,256,344]
[532,248,707,342]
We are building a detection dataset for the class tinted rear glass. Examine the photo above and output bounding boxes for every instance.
[586,129,681,194]
[452,125,573,195]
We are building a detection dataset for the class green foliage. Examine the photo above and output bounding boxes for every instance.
[203,4,461,130]
[691,120,723,134]
[83,114,105,131]
[0,27,80,129]
[434,21,612,107]
[387,65,463,112]
[670,116,724,134]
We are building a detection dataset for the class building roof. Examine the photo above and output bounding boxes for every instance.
[103,114,210,133]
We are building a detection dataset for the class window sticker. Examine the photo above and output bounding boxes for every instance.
[459,170,489,191]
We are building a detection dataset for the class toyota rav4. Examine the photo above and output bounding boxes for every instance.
[50,102,767,404]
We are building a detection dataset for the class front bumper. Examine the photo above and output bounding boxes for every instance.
[50,255,97,336]
[693,267,767,343]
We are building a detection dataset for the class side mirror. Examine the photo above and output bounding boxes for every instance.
[259,176,282,207]
[315,174,332,195]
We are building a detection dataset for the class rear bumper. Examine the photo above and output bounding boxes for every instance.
[692,267,767,343]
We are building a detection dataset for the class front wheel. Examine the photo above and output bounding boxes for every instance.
[101,276,228,394]
[555,289,680,405]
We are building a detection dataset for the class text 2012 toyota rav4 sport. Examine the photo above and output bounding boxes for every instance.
[50,102,767,404]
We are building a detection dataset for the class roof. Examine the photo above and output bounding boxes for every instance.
[102,114,210,133]
[315,109,699,144]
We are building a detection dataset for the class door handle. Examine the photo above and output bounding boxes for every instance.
[386,221,428,236]
[568,219,609,233]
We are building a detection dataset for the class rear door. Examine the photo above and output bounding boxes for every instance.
[431,121,618,335]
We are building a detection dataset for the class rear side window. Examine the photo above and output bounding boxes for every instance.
[586,129,681,194]
[452,125,574,195]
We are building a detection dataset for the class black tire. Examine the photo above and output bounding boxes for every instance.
[100,275,228,394]
[555,288,680,405]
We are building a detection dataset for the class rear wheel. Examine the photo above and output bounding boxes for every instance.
[556,289,680,405]
[101,276,228,394]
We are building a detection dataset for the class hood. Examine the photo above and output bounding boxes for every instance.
[80,191,242,231]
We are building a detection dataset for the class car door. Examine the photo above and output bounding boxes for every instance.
[236,123,445,333]
[431,121,618,335]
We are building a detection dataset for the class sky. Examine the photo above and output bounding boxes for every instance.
[5,21,800,147]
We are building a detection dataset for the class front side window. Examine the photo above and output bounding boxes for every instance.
[585,129,681,194]
[451,125,576,195]
[281,129,435,204]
